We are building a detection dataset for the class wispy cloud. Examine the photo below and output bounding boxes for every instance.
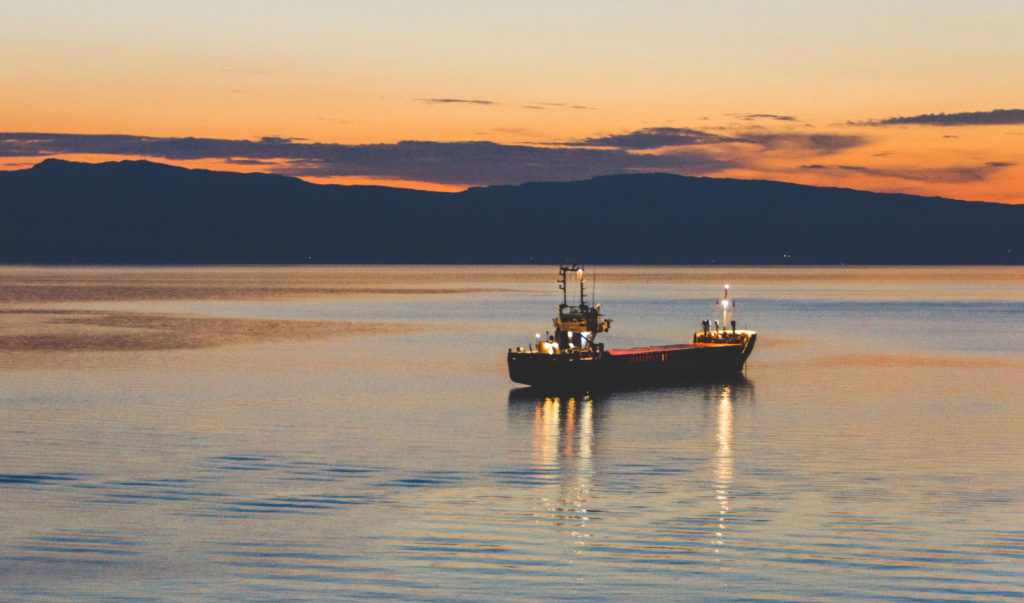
[418,98,496,105]
[539,102,594,110]
[857,108,1024,126]
[558,127,867,154]
[224,158,279,165]
[417,98,593,111]
[731,113,798,122]
[560,127,740,150]
[801,161,1015,183]
[735,132,868,153]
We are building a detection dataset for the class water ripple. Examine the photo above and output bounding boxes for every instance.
[0,472,79,486]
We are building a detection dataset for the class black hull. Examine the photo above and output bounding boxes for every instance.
[508,334,756,389]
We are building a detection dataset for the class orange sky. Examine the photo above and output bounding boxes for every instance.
[2,1,1023,202]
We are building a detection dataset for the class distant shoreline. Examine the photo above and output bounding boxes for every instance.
[2,160,1021,265]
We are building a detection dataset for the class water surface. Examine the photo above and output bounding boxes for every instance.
[1,266,1021,599]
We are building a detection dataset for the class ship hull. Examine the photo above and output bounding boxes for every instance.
[507,333,756,389]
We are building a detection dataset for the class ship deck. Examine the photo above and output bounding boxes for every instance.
[605,342,740,357]
[607,344,697,356]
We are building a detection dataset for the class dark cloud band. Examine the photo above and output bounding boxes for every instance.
[859,109,1024,126]
[0,132,730,185]
[0,125,883,187]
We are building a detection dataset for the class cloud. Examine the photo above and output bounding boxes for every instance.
[275,141,730,184]
[858,108,1024,126]
[799,161,1014,183]
[224,158,279,165]
[0,136,52,156]
[538,102,594,110]
[0,132,732,185]
[0,125,876,186]
[418,98,594,112]
[561,127,740,150]
[492,126,539,137]
[0,133,278,161]
[731,113,798,122]
[258,136,300,144]
[418,98,496,105]
[737,132,868,153]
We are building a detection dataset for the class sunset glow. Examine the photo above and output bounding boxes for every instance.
[3,1,1023,202]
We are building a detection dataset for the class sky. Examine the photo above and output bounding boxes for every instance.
[2,0,1023,202]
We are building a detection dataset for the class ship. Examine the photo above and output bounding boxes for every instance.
[507,265,756,389]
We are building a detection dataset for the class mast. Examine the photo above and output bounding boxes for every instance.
[578,266,585,307]
[722,284,729,327]
[558,264,583,309]
[558,264,573,308]
[716,284,735,332]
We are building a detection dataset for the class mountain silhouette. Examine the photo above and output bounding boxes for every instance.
[1,158,1020,264]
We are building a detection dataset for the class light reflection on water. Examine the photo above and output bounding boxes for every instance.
[714,385,733,554]
[531,395,594,555]
[0,266,1022,599]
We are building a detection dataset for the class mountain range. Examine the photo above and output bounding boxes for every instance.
[1,158,1020,264]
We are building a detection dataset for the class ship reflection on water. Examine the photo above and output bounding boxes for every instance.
[508,392,598,552]
[507,378,752,558]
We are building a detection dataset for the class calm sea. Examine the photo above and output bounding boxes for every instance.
[1,266,1021,600]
